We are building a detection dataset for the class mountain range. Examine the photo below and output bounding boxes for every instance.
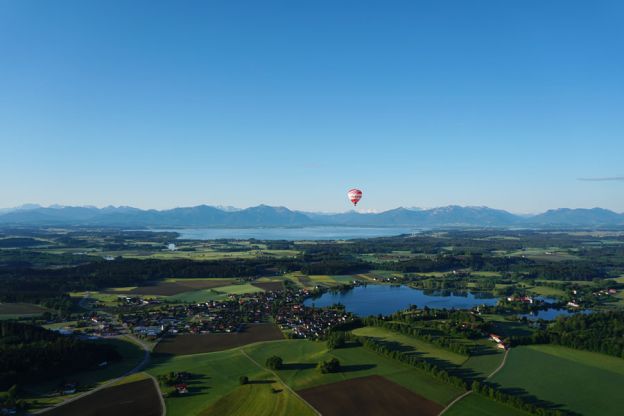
[1,204,623,228]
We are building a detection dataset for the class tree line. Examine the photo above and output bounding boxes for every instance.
[510,311,624,358]
[362,317,475,356]
[357,334,572,416]
[0,321,121,390]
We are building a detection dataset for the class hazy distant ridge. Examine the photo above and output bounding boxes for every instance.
[1,204,623,228]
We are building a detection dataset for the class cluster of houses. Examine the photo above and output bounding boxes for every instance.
[85,314,123,337]
[274,303,351,339]
[119,287,350,340]
[506,295,534,304]
[594,288,618,297]
[119,296,162,307]
[489,333,508,350]
[51,313,123,338]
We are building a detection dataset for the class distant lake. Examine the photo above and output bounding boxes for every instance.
[303,285,499,316]
[519,308,591,321]
[156,226,417,241]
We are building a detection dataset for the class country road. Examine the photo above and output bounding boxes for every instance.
[34,334,154,415]
[239,348,322,416]
[437,348,511,416]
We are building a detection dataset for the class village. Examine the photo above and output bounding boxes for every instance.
[117,287,353,340]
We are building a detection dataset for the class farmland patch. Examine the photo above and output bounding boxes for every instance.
[154,323,284,355]
[299,375,443,416]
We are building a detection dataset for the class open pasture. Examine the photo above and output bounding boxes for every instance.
[243,339,464,405]
[24,337,145,409]
[165,289,227,303]
[251,280,285,291]
[299,375,443,416]
[352,326,503,380]
[199,380,315,416]
[212,283,264,295]
[459,348,504,379]
[444,393,530,416]
[44,378,162,416]
[146,348,270,416]
[154,323,284,355]
[506,247,578,262]
[0,302,48,319]
[111,279,234,296]
[526,285,567,297]
[490,345,624,416]
[352,326,467,366]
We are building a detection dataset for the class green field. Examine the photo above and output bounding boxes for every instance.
[81,246,300,261]
[444,393,530,416]
[199,381,315,416]
[215,283,265,295]
[352,326,467,365]
[481,314,535,338]
[352,326,504,380]
[507,248,578,262]
[526,285,567,297]
[491,345,624,415]
[307,275,338,286]
[167,289,228,303]
[146,348,272,416]
[243,339,464,405]
[111,371,152,386]
[459,349,505,379]
[69,291,126,306]
[24,336,145,409]
[0,302,49,319]
[331,275,362,284]
[164,277,237,284]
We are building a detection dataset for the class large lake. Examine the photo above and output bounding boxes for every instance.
[157,226,417,241]
[303,285,498,316]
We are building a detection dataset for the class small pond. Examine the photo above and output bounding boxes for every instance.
[519,308,591,321]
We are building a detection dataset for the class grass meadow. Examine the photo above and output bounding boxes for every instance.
[490,345,624,416]
[444,393,530,416]
[242,339,464,405]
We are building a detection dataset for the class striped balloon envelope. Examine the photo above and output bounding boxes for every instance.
[347,188,363,206]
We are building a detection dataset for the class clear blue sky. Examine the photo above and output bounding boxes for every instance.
[1,1,623,213]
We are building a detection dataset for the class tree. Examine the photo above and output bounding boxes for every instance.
[317,358,341,374]
[265,355,283,370]
[239,376,249,385]
[326,332,346,350]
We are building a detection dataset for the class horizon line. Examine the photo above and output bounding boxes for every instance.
[1,203,622,216]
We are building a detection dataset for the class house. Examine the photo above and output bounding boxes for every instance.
[175,384,188,394]
[489,334,502,344]
[507,296,533,304]
[567,301,580,308]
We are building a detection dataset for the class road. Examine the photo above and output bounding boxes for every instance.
[239,348,322,416]
[437,348,511,416]
[486,348,510,380]
[34,294,164,415]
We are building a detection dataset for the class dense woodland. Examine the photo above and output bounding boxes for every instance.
[0,322,121,390]
[512,311,624,358]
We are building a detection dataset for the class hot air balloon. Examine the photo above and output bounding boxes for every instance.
[347,188,362,206]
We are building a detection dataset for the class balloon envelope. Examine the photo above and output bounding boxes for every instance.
[347,188,363,206]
